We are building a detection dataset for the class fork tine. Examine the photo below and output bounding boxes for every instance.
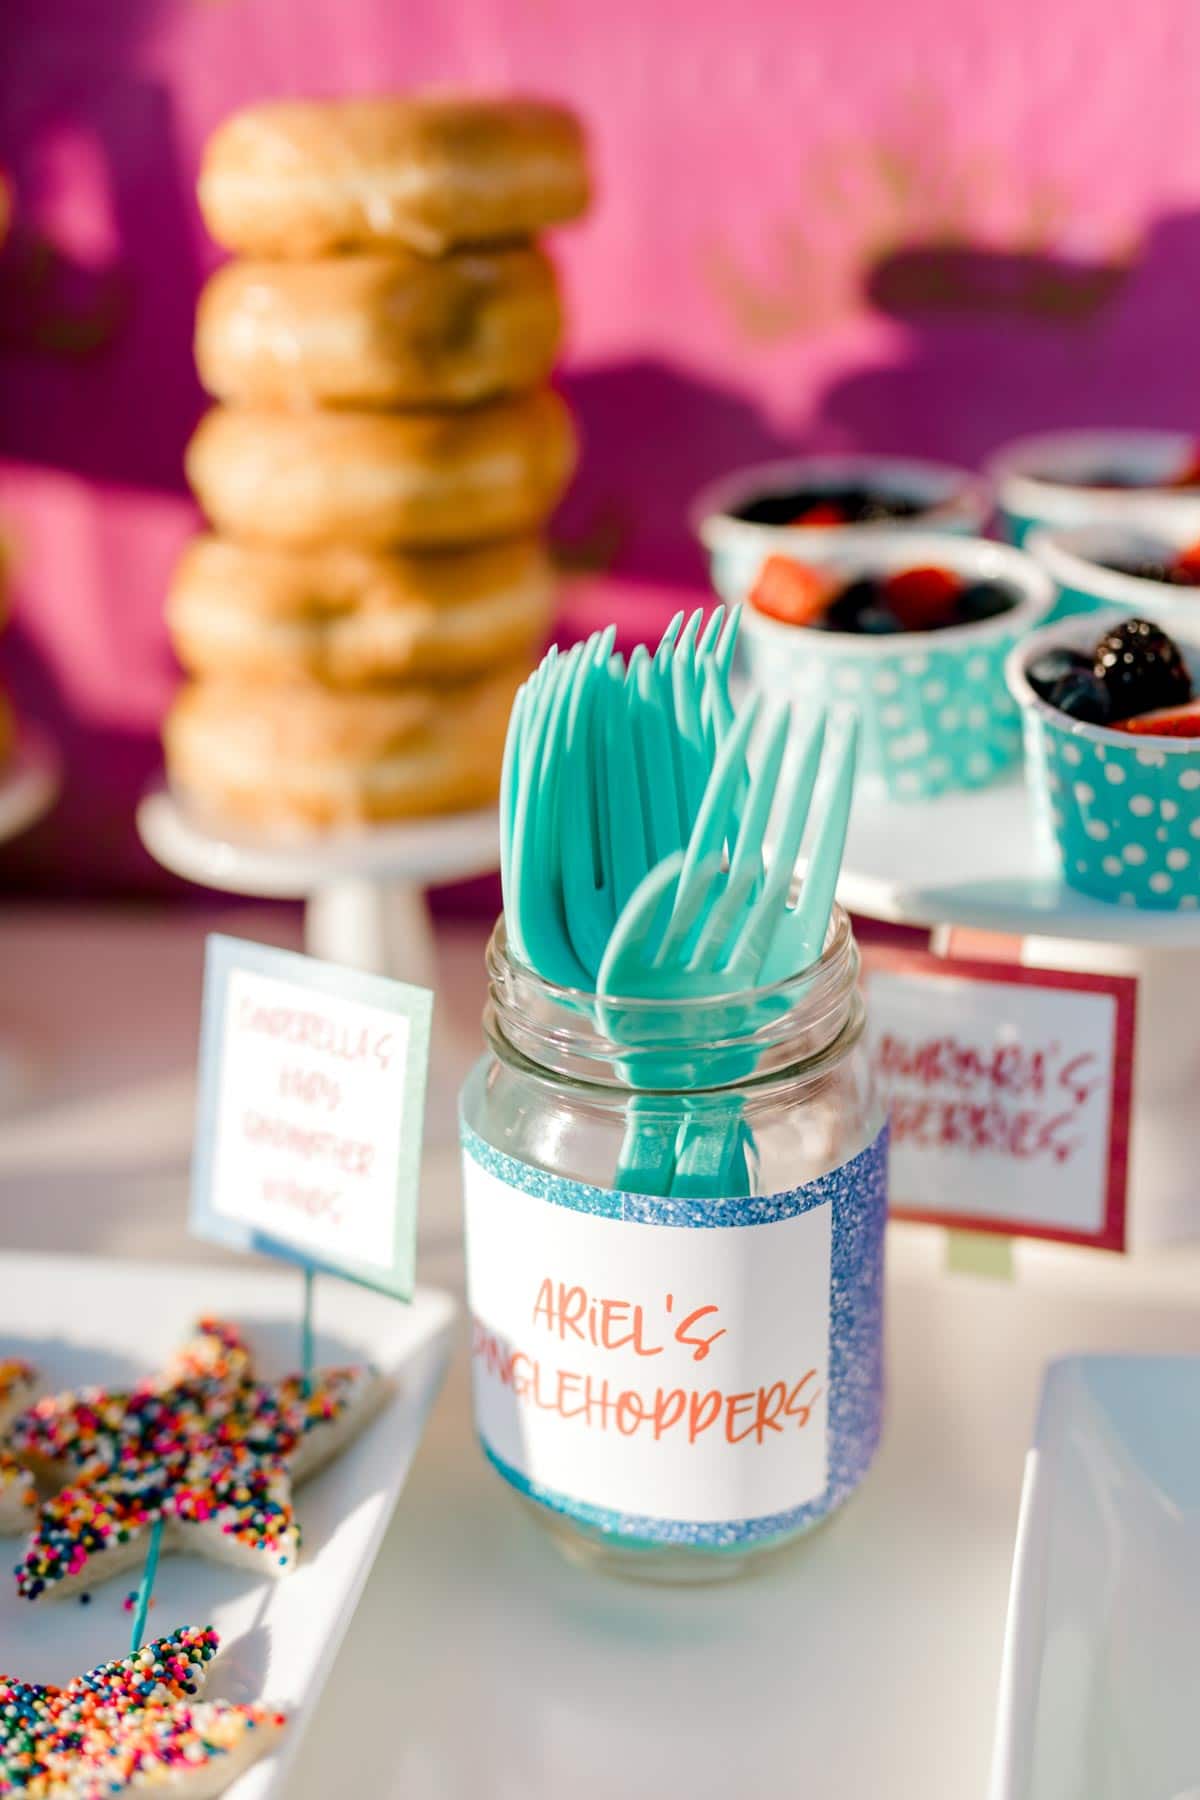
[654,612,685,670]
[724,708,828,977]
[634,650,684,863]
[700,658,734,754]
[606,671,647,916]
[716,604,742,681]
[676,609,702,667]
[688,704,790,969]
[561,642,615,976]
[671,627,709,817]
[651,850,726,968]
[653,694,761,964]
[498,686,529,960]
[525,645,586,968]
[697,604,727,660]
[596,851,685,995]
[765,712,859,979]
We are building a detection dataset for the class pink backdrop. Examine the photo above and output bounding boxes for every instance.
[4,0,1200,891]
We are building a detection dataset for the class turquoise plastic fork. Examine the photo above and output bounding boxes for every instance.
[597,704,859,1194]
[502,608,741,992]
[496,609,861,1203]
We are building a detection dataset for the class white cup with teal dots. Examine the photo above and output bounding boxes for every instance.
[738,532,1054,802]
[1007,615,1200,912]
[693,453,990,608]
[988,429,1200,554]
[1029,521,1200,646]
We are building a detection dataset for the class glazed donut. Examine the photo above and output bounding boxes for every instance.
[194,246,563,410]
[166,533,554,685]
[185,389,576,550]
[198,96,590,257]
[163,660,524,829]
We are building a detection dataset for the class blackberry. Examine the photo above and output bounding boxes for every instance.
[1050,670,1112,725]
[1028,647,1090,700]
[824,576,883,631]
[855,605,905,634]
[1093,618,1192,722]
[956,579,1018,624]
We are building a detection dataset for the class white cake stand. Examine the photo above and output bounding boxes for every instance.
[0,730,62,1109]
[137,785,500,986]
[0,730,60,847]
[839,773,1200,1249]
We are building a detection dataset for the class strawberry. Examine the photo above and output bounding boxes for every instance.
[749,555,835,627]
[1168,445,1200,488]
[1112,698,1200,738]
[882,564,963,631]
[791,501,847,526]
[1173,540,1200,582]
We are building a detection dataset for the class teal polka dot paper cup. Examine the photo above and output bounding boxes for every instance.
[988,429,1200,551]
[738,533,1054,802]
[1029,521,1200,645]
[693,454,989,607]
[1007,615,1200,911]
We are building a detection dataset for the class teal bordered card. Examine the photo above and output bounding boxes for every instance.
[191,934,433,1300]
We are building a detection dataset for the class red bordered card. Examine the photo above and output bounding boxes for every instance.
[860,940,1136,1252]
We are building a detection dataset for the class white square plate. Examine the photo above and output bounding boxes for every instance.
[0,1250,456,1797]
[990,1355,1200,1800]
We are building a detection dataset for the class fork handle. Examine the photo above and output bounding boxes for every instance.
[612,1098,679,1197]
[670,1110,753,1199]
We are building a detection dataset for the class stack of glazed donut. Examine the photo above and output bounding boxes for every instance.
[164,95,589,829]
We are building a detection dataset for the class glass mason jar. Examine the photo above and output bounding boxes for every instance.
[460,905,887,1583]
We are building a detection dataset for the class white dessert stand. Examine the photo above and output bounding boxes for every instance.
[137,785,500,986]
[0,730,62,1109]
[838,773,1200,1249]
[0,730,59,847]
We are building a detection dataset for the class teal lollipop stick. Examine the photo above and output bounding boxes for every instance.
[127,1516,164,1653]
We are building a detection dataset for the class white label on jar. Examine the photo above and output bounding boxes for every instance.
[462,1139,836,1535]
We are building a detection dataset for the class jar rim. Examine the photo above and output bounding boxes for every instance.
[484,903,863,1094]
[489,901,856,1014]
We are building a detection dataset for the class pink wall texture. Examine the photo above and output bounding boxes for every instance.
[2,0,1200,891]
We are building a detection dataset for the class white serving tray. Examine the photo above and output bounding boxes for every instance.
[990,1355,1200,1800]
[839,775,1200,948]
[0,1251,456,1798]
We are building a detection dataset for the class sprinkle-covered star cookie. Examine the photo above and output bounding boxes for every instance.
[0,1624,285,1798]
[0,1359,36,1534]
[10,1319,382,1601]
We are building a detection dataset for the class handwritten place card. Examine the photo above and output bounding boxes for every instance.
[861,947,1136,1250]
[191,935,433,1298]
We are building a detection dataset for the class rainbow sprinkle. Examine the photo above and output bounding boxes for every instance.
[0,1360,36,1535]
[9,1319,375,1601]
[0,1624,285,1797]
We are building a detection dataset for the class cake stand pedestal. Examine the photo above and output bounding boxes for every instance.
[838,774,1200,1250]
[0,730,59,847]
[0,730,62,1109]
[137,786,500,987]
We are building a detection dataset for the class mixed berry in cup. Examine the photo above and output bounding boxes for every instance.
[1027,521,1200,634]
[1028,618,1199,736]
[750,556,1020,635]
[1033,445,1200,490]
[739,532,1053,801]
[1095,542,1200,586]
[693,454,987,606]
[731,483,927,527]
[1007,613,1200,910]
[989,430,1200,548]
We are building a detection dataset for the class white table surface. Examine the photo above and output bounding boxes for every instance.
[3,903,1200,1799]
